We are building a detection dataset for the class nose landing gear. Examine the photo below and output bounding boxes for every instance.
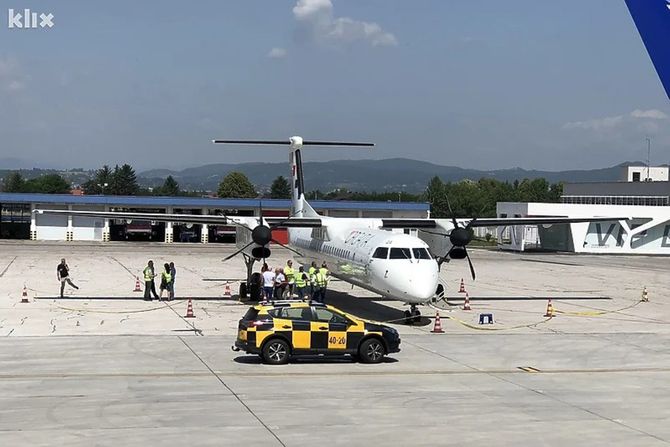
[404,304,421,325]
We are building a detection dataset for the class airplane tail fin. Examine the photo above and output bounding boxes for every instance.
[289,146,319,218]
[212,136,374,218]
[625,0,670,98]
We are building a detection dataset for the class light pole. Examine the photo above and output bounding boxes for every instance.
[97,182,108,195]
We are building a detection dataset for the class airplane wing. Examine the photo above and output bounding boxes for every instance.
[33,209,322,229]
[457,216,630,227]
[625,0,670,99]
[380,216,628,230]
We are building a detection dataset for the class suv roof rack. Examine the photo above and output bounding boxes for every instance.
[258,299,326,307]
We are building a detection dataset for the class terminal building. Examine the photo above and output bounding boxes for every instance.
[497,166,670,254]
[0,193,429,243]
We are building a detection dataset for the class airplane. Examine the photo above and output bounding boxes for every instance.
[625,0,670,99]
[34,136,627,322]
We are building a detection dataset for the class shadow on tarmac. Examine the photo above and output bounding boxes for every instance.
[318,290,432,327]
[35,296,239,301]
[233,355,399,365]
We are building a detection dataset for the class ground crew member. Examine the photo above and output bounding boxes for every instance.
[57,258,79,298]
[169,261,176,300]
[313,265,329,303]
[308,261,318,298]
[159,263,173,301]
[143,260,159,301]
[294,266,308,300]
[262,264,275,300]
[284,260,295,298]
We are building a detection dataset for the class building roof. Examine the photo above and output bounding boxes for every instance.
[0,193,429,211]
[563,181,670,197]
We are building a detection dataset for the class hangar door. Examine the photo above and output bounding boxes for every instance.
[0,203,30,239]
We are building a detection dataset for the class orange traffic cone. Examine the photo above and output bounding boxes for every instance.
[463,292,471,311]
[21,286,29,303]
[133,276,142,292]
[544,299,554,317]
[224,284,232,298]
[458,278,466,293]
[431,311,445,333]
[184,298,195,318]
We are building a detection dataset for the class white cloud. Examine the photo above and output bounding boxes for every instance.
[630,109,668,120]
[0,56,26,93]
[292,0,397,48]
[267,47,288,59]
[563,109,669,131]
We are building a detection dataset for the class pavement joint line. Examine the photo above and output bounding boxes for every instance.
[108,256,139,279]
[0,256,16,278]
[177,336,286,447]
[162,301,203,336]
[405,336,670,444]
[554,299,668,324]
[489,371,670,445]
[1,367,670,380]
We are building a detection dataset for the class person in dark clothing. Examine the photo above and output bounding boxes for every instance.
[143,260,159,301]
[57,258,79,298]
[169,262,176,300]
[159,263,173,301]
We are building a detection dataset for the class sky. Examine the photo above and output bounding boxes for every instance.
[0,0,669,172]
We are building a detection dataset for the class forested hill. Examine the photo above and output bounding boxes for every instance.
[139,158,635,193]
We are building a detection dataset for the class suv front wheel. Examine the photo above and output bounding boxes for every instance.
[262,338,290,365]
[358,338,385,364]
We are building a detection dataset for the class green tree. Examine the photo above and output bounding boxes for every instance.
[424,176,447,217]
[270,176,291,199]
[24,174,71,194]
[82,165,113,194]
[2,171,25,192]
[156,175,180,196]
[217,171,257,198]
[108,164,139,195]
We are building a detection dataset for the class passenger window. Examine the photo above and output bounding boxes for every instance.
[280,307,311,320]
[389,248,412,259]
[312,308,348,324]
[372,247,388,259]
[412,248,432,260]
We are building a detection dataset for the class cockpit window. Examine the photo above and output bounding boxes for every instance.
[389,248,412,260]
[372,247,388,259]
[412,248,432,260]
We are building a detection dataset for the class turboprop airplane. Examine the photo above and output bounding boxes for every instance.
[34,136,627,322]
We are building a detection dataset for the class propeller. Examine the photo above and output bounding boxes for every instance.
[223,200,304,263]
[422,195,477,280]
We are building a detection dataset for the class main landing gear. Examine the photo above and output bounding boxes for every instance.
[404,304,421,325]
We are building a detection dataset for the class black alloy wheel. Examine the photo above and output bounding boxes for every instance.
[359,338,385,364]
[262,338,290,365]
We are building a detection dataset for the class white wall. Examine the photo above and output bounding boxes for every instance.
[72,205,105,241]
[34,204,68,240]
[497,202,670,255]
[624,166,669,182]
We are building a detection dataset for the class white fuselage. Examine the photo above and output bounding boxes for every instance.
[288,217,439,304]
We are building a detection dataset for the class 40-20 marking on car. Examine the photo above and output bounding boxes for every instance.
[329,336,346,345]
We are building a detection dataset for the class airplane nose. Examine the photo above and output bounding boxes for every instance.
[406,263,439,301]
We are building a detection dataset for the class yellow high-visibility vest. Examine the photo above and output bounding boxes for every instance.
[284,266,295,283]
[295,272,307,288]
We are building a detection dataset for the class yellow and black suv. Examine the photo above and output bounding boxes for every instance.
[233,301,401,364]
